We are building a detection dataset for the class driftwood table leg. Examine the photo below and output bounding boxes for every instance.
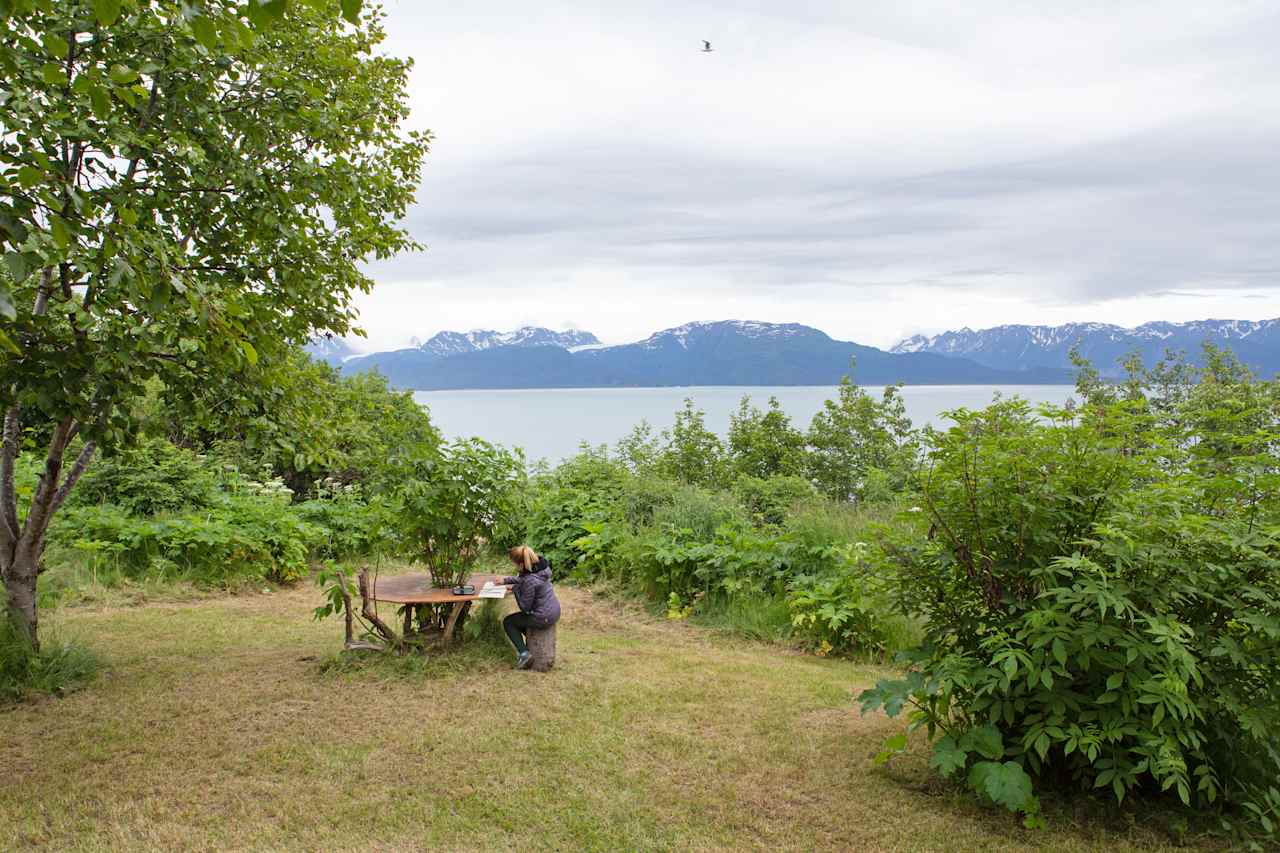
[442,601,471,644]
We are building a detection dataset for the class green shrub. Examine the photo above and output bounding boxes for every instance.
[861,368,1280,841]
[397,438,526,588]
[733,474,814,527]
[649,485,747,541]
[805,377,919,503]
[727,395,806,479]
[51,494,321,585]
[527,449,628,572]
[294,484,393,561]
[70,438,222,515]
[785,540,917,658]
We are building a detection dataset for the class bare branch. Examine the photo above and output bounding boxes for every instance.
[357,568,400,647]
[33,267,53,316]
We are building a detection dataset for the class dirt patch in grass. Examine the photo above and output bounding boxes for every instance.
[0,583,1207,852]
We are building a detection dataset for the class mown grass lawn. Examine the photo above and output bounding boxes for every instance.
[1,579,1207,851]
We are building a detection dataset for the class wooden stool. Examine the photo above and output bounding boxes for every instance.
[527,624,557,672]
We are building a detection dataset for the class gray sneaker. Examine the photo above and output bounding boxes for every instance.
[515,651,532,670]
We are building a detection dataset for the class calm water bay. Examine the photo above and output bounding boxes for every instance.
[413,385,1077,465]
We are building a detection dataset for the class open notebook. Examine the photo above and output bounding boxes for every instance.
[478,581,507,599]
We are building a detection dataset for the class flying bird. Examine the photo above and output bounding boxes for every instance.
[702,40,714,52]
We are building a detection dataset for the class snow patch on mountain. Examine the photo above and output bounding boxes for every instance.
[635,320,818,350]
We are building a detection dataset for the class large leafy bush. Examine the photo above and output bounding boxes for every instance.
[69,438,221,516]
[861,354,1280,842]
[397,439,525,588]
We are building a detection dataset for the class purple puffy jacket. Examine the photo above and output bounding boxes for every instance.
[503,557,561,627]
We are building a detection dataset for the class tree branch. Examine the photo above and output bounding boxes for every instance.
[48,440,96,517]
[19,418,74,545]
[0,405,19,554]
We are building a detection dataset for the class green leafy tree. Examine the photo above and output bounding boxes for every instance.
[656,398,727,488]
[805,376,917,503]
[727,395,805,479]
[0,0,427,646]
[163,349,441,497]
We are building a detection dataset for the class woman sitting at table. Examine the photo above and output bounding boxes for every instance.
[499,545,561,669]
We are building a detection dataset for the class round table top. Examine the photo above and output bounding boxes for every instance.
[366,572,507,604]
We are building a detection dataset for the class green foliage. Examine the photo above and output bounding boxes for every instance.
[69,438,221,516]
[786,541,898,657]
[0,612,100,704]
[733,473,814,527]
[312,561,356,623]
[0,1,426,445]
[51,493,320,585]
[805,377,918,503]
[396,439,526,588]
[166,351,442,498]
[0,0,427,647]
[526,449,628,573]
[727,395,805,479]
[860,355,1280,840]
[654,399,727,488]
[294,483,394,561]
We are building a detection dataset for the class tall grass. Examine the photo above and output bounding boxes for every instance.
[690,593,794,644]
[0,615,101,704]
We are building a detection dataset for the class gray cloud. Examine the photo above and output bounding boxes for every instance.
[352,0,1280,351]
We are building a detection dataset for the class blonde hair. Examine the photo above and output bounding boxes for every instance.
[508,545,539,572]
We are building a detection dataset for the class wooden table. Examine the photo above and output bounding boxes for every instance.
[367,572,508,644]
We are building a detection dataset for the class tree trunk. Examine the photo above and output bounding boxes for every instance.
[0,406,97,651]
[2,553,39,649]
[527,624,557,672]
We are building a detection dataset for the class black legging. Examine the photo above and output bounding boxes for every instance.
[503,611,538,654]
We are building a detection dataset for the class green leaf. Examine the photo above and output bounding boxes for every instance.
[1051,638,1067,667]
[3,252,29,286]
[49,216,70,249]
[191,16,218,50]
[42,32,69,59]
[41,62,68,86]
[0,281,15,320]
[16,165,42,188]
[108,64,139,85]
[340,0,362,23]
[960,724,1004,761]
[0,328,20,355]
[929,735,967,777]
[969,760,1034,812]
[92,0,122,25]
[89,84,112,119]
[240,339,258,365]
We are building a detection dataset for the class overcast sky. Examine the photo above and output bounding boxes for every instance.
[346,0,1280,352]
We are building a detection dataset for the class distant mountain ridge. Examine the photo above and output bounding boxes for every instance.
[419,327,600,358]
[893,318,1280,377]
[334,320,1074,390]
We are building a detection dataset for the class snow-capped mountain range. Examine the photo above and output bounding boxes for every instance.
[893,318,1280,376]
[320,320,1073,389]
[419,327,599,358]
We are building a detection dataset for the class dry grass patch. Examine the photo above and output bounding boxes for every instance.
[0,581,1210,851]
